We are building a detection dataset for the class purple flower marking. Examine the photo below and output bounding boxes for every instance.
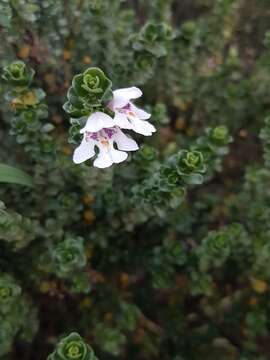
[103,128,117,139]
[86,132,98,141]
[90,132,98,140]
[122,103,131,110]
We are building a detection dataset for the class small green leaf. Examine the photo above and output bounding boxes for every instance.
[0,164,33,187]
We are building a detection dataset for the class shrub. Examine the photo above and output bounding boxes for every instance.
[1,0,270,359]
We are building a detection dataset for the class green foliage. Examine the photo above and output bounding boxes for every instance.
[0,273,38,356]
[2,61,54,162]
[0,0,12,28]
[1,0,270,359]
[196,223,248,270]
[94,325,126,356]
[133,126,231,209]
[149,237,187,289]
[0,201,38,250]
[131,22,173,58]
[64,67,113,119]
[48,332,98,360]
[259,116,270,168]
[174,149,206,180]
[36,236,90,294]
[0,274,21,313]
[2,61,35,87]
[51,237,87,278]
[0,163,33,187]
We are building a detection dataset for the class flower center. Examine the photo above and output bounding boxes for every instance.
[118,104,137,119]
[100,137,109,147]
[127,111,136,118]
[85,128,117,144]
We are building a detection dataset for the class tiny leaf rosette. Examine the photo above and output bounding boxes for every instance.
[63,67,113,118]
[51,237,87,277]
[132,22,173,58]
[175,150,206,185]
[47,332,98,360]
[134,52,156,72]
[208,125,233,147]
[2,61,35,87]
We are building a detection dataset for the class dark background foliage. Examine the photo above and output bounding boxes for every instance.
[1,0,270,359]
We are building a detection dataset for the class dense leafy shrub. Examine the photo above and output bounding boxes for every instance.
[1,0,270,358]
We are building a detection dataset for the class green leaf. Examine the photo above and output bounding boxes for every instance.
[0,164,33,187]
[184,173,204,185]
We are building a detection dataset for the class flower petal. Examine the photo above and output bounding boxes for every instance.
[93,151,113,168]
[111,87,142,108]
[114,111,132,129]
[93,140,128,168]
[130,103,151,120]
[110,148,128,163]
[94,148,128,168]
[80,112,115,133]
[130,118,156,136]
[113,128,139,151]
[73,137,95,164]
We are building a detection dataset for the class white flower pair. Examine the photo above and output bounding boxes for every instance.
[73,87,156,168]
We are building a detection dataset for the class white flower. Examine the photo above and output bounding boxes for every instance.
[73,121,139,168]
[109,87,156,136]
[72,89,156,168]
